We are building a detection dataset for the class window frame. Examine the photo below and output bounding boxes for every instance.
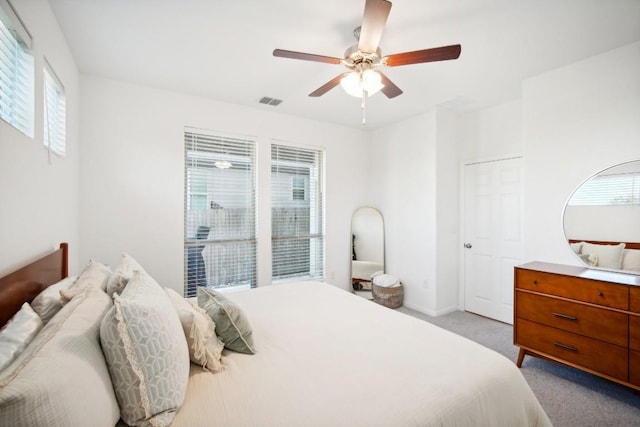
[568,173,640,206]
[0,0,34,137]
[271,141,326,283]
[43,58,66,157]
[183,128,258,297]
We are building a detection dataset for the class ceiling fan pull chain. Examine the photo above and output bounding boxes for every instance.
[361,89,367,125]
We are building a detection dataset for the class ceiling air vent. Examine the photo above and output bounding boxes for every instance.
[258,96,283,106]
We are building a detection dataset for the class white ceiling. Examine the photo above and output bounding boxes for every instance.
[48,0,640,130]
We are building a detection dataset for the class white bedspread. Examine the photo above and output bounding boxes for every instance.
[172,282,551,427]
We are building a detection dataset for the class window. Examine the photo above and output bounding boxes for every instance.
[569,173,640,206]
[43,60,66,156]
[292,176,305,201]
[271,143,325,281]
[0,0,33,137]
[184,128,257,297]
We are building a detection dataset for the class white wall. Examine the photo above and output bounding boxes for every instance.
[369,112,437,313]
[564,205,640,242]
[368,109,459,315]
[0,0,79,276]
[435,108,459,313]
[458,99,523,162]
[523,41,640,266]
[79,76,368,293]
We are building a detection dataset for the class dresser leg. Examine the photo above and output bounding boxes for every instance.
[516,348,526,367]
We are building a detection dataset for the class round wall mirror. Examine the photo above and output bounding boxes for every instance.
[563,160,640,274]
[351,207,384,298]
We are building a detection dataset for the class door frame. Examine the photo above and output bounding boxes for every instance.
[457,154,524,311]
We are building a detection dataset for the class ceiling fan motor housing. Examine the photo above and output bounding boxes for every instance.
[343,44,382,69]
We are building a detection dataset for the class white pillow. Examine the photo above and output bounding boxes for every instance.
[580,242,625,269]
[165,288,224,372]
[100,270,190,426]
[105,252,146,296]
[60,259,111,303]
[622,249,640,272]
[0,303,43,371]
[0,287,120,426]
[31,276,77,323]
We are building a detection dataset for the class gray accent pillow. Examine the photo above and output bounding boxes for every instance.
[197,287,256,354]
[101,270,190,426]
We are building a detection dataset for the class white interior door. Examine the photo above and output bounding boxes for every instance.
[463,157,523,324]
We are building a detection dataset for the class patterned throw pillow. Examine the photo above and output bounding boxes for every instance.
[198,287,255,355]
[100,270,190,427]
[165,288,224,372]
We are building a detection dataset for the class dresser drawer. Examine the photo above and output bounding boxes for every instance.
[630,350,640,386]
[516,291,628,347]
[516,319,628,381]
[631,287,640,313]
[630,315,640,351]
[515,268,629,310]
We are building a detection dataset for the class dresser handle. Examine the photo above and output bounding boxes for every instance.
[532,280,538,285]
[553,342,578,352]
[598,291,604,297]
[553,312,577,321]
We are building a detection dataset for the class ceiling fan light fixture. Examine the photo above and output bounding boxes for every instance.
[214,160,232,169]
[340,69,384,98]
[340,72,363,97]
[362,69,384,95]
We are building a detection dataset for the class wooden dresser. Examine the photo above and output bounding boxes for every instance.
[514,261,640,390]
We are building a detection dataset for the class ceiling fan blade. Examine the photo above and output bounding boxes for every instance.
[378,72,403,98]
[385,44,462,67]
[358,0,392,53]
[273,49,342,64]
[309,74,347,97]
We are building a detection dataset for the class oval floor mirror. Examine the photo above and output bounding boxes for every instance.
[351,207,384,298]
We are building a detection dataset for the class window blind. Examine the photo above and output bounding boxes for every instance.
[184,128,257,297]
[0,0,33,137]
[43,61,66,157]
[271,143,325,281]
[569,173,640,206]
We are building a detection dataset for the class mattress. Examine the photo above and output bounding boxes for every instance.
[172,282,551,427]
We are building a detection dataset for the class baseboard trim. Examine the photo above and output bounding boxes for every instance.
[402,302,459,317]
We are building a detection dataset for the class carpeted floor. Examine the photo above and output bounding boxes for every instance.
[397,307,640,427]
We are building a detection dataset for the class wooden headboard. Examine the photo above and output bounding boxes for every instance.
[568,239,640,250]
[0,243,69,327]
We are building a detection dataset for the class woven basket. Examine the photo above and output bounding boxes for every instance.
[372,283,403,309]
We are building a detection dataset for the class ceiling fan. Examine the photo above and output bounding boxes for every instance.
[273,0,461,101]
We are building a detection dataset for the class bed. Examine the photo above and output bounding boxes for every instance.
[0,244,552,427]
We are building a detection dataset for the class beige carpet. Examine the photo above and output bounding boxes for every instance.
[397,307,640,427]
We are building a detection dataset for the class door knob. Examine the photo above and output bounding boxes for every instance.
[464,243,472,249]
